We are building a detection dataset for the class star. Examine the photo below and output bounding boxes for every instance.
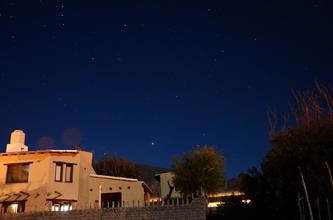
[151,142,155,146]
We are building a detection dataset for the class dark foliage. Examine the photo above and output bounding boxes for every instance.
[94,155,143,180]
[262,123,333,219]
[239,84,333,220]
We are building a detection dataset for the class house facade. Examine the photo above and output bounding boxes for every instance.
[154,172,180,199]
[0,130,151,213]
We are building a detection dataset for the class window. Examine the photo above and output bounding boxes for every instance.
[54,162,75,183]
[55,163,63,182]
[3,201,25,213]
[65,164,73,182]
[6,163,29,183]
[51,201,72,211]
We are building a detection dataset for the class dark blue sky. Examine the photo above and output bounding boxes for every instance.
[1,0,332,178]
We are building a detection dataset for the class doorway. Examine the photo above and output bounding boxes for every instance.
[101,192,122,208]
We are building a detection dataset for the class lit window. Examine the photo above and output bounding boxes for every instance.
[61,203,72,211]
[52,202,72,212]
[55,163,63,182]
[3,201,25,213]
[51,203,60,211]
[65,164,73,182]
[6,163,29,183]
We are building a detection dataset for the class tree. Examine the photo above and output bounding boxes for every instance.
[240,83,333,220]
[172,145,225,196]
[94,155,143,180]
[262,122,333,219]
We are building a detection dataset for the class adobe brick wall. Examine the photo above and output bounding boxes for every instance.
[0,197,207,220]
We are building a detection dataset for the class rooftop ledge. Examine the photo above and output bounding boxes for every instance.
[0,149,80,156]
[89,174,139,182]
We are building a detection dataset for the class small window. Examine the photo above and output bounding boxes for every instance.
[119,187,122,190]
[127,186,130,189]
[65,164,73,182]
[3,201,25,213]
[52,201,72,212]
[55,163,63,182]
[6,163,29,183]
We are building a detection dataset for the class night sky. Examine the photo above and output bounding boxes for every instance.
[1,0,332,178]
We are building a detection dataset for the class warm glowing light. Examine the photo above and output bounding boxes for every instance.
[208,191,244,198]
[7,203,18,213]
[208,201,225,208]
[52,203,72,211]
[149,197,162,203]
[242,199,252,204]
[52,204,60,211]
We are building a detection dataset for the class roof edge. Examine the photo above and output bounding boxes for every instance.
[89,174,139,182]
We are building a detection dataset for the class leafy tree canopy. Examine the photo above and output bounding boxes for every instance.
[172,145,225,196]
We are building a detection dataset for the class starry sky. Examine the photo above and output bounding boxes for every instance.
[0,0,332,178]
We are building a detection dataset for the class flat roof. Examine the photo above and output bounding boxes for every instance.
[0,149,80,156]
[90,174,139,182]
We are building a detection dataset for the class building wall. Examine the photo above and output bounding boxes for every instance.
[89,176,145,207]
[75,151,94,207]
[0,150,148,213]
[0,197,208,220]
[0,151,92,211]
[0,152,55,211]
[157,172,181,199]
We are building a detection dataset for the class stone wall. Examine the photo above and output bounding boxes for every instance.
[0,197,207,220]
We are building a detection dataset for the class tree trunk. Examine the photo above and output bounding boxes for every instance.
[317,198,322,220]
[325,161,333,191]
[297,192,304,220]
[298,166,314,220]
[327,199,332,220]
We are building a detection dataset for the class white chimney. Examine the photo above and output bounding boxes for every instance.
[6,130,29,152]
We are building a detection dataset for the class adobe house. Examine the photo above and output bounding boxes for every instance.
[154,172,180,199]
[0,130,151,213]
